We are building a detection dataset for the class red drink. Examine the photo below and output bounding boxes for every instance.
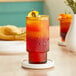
[58,14,72,41]
[60,19,71,41]
[26,15,49,64]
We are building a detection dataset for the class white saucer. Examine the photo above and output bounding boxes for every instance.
[22,59,54,69]
[0,41,26,54]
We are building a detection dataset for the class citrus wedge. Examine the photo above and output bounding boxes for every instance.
[28,11,39,17]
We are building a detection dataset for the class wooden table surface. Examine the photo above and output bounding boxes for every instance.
[0,26,76,76]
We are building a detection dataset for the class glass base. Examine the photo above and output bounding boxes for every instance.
[29,61,47,64]
[58,40,66,46]
[29,52,47,64]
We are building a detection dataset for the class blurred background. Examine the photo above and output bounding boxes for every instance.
[0,0,73,27]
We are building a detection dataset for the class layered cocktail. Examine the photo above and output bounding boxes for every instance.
[26,11,49,64]
[58,14,72,41]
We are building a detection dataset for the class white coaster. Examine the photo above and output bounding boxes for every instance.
[22,59,54,69]
[0,41,26,54]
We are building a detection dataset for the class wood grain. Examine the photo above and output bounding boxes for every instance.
[0,0,44,2]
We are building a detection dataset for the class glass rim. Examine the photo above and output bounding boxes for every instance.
[59,18,72,20]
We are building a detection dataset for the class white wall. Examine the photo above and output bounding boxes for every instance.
[44,0,73,25]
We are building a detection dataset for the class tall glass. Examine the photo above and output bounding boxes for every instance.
[26,15,49,64]
[60,18,72,41]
